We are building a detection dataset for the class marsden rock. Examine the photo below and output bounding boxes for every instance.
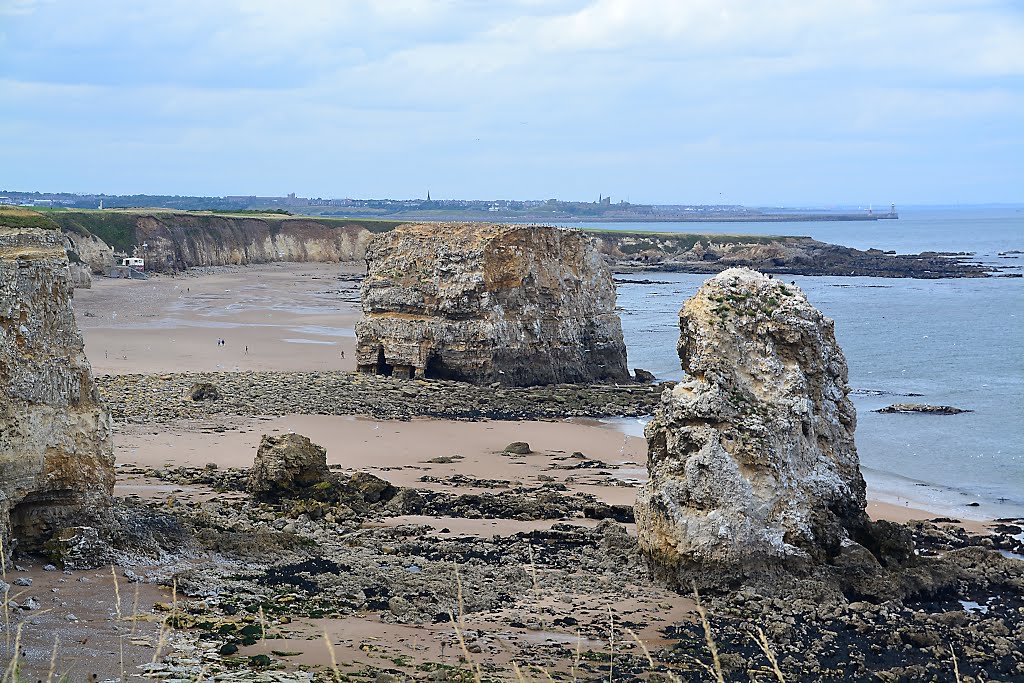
[248,433,330,501]
[635,268,873,584]
[0,226,115,551]
[355,223,629,386]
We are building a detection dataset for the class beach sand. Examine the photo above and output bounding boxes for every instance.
[113,411,983,530]
[74,262,362,375]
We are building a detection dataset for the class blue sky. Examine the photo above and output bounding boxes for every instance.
[1,0,1022,205]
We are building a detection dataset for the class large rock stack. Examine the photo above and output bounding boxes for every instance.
[0,224,115,551]
[636,268,873,585]
[355,223,629,386]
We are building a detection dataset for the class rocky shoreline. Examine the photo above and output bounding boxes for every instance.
[97,371,665,423]
[57,455,1024,682]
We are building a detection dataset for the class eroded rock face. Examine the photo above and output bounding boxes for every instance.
[355,223,629,386]
[0,226,115,551]
[134,215,374,271]
[63,232,115,275]
[636,268,872,585]
[248,433,330,502]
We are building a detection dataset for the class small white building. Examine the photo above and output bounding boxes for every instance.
[121,257,144,272]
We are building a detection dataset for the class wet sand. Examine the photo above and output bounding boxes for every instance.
[2,564,189,682]
[74,263,362,375]
[113,411,986,531]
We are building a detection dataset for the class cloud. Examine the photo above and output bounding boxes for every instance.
[0,0,1021,202]
[0,0,49,16]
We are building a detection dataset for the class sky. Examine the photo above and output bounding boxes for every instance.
[1,0,1022,205]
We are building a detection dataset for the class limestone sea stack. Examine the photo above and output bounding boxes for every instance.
[635,268,871,585]
[355,223,629,386]
[0,224,115,551]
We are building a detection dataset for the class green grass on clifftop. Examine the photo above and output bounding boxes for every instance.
[0,206,61,231]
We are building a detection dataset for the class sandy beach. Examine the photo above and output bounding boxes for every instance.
[74,263,362,375]
[112,411,967,529]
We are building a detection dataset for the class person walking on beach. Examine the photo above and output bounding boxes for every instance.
[340,350,345,359]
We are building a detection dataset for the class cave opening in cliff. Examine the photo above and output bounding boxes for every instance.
[424,354,456,381]
[9,492,67,552]
[374,347,393,377]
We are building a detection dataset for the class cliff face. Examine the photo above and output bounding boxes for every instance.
[635,268,871,585]
[355,223,630,386]
[0,226,115,550]
[64,232,115,276]
[132,214,377,271]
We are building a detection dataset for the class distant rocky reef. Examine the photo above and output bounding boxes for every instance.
[0,224,115,552]
[593,231,994,278]
[355,223,631,386]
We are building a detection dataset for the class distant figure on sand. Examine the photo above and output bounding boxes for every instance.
[245,345,248,354]
[340,350,345,359]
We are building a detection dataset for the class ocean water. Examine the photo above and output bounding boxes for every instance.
[605,207,1024,520]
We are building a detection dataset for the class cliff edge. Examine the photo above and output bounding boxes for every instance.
[0,225,114,551]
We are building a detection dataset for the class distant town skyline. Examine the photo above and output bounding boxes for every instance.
[1,1,1022,205]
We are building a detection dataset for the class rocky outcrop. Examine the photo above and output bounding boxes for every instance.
[355,223,630,386]
[595,232,992,278]
[875,403,971,414]
[64,231,115,275]
[636,268,877,585]
[97,371,664,423]
[0,226,115,552]
[67,261,92,289]
[248,433,330,502]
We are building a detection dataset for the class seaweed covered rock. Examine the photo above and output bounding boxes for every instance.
[636,268,877,585]
[0,224,115,552]
[355,223,629,386]
[189,382,221,401]
[248,433,330,502]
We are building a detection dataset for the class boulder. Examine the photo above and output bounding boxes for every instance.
[346,471,397,504]
[189,382,221,401]
[355,223,629,386]
[43,526,112,570]
[0,224,115,553]
[248,433,330,501]
[636,268,874,585]
[503,442,532,455]
[633,368,656,384]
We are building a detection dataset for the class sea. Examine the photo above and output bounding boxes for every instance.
[564,208,1024,520]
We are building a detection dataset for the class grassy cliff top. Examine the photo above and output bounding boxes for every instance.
[0,206,61,231]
